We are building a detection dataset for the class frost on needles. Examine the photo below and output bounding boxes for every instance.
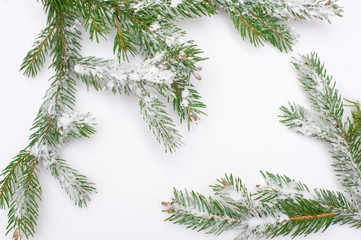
[163,53,361,239]
[0,0,341,239]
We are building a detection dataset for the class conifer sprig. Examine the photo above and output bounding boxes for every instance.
[2,0,341,239]
[164,172,361,239]
[258,0,342,21]
[215,0,342,52]
[20,24,55,77]
[164,53,361,239]
[217,0,295,52]
[1,2,95,239]
[280,53,361,198]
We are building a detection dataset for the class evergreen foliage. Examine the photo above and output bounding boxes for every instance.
[163,53,361,239]
[1,0,341,239]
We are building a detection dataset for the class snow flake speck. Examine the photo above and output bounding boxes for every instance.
[170,0,184,7]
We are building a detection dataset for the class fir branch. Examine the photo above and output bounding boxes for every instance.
[215,0,341,52]
[0,151,32,210]
[2,4,96,238]
[20,24,55,77]
[216,0,295,52]
[74,55,186,150]
[26,6,97,208]
[280,53,361,198]
[138,87,183,152]
[6,157,41,240]
[164,172,359,239]
[74,47,206,149]
[45,158,96,207]
[260,0,342,21]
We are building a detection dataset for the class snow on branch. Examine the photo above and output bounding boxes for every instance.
[259,0,342,21]
[6,155,41,240]
[74,51,176,93]
[74,49,204,151]
[281,53,361,198]
[138,87,183,152]
[164,172,359,239]
[216,0,341,51]
[46,158,96,207]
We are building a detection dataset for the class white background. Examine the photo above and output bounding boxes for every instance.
[1,1,361,239]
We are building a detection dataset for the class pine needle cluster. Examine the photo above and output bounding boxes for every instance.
[1,0,341,239]
[163,53,361,239]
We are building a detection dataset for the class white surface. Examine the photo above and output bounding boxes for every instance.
[1,1,361,239]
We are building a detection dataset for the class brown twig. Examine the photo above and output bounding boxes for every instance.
[115,15,127,50]
[290,212,336,221]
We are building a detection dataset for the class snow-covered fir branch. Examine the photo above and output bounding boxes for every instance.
[280,53,361,198]
[1,5,96,239]
[164,172,361,239]
[4,153,41,240]
[46,158,96,207]
[73,48,204,151]
[215,0,341,51]
[257,0,342,21]
[138,87,184,151]
[164,54,361,239]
